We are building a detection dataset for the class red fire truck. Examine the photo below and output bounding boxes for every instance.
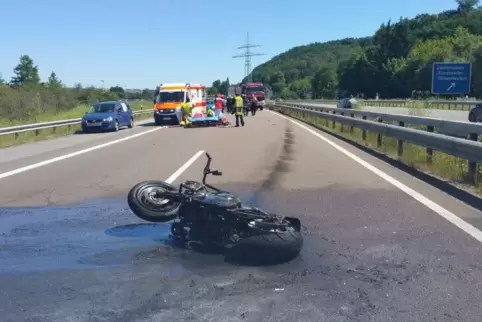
[232,82,266,109]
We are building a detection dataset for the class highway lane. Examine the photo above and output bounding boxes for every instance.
[0,118,158,174]
[1,111,482,321]
[291,102,469,121]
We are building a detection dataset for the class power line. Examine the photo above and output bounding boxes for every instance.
[232,32,265,82]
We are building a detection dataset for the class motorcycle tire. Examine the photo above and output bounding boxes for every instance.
[224,221,303,266]
[127,180,181,222]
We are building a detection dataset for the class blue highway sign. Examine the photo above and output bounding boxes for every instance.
[431,62,471,95]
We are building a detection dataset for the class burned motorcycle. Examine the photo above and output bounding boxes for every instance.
[127,152,303,264]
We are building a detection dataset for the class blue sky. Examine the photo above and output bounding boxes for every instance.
[1,0,457,89]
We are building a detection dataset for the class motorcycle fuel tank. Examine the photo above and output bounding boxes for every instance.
[200,192,241,208]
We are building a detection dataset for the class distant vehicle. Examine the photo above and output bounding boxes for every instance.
[337,97,356,109]
[81,100,134,133]
[468,103,482,122]
[242,82,266,108]
[153,83,207,125]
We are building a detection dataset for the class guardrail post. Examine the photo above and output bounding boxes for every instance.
[377,118,383,148]
[340,112,344,132]
[467,133,478,185]
[426,126,434,164]
[331,111,336,128]
[397,121,404,157]
[35,129,39,136]
[362,116,367,141]
[349,113,354,135]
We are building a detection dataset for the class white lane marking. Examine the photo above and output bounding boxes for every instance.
[270,111,482,243]
[165,150,205,184]
[0,127,165,180]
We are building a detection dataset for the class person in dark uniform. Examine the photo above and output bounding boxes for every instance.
[249,94,258,116]
[226,95,235,114]
[242,94,249,116]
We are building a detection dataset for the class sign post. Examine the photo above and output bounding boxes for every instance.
[431,62,471,95]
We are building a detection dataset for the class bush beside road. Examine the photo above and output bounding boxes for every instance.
[0,54,157,148]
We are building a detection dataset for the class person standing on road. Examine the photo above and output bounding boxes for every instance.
[234,93,244,127]
[242,94,249,116]
[249,94,258,116]
[214,93,223,119]
[181,98,193,124]
[226,95,234,114]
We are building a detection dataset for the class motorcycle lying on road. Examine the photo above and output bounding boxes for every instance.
[127,152,303,264]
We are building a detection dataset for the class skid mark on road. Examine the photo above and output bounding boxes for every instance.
[247,120,296,205]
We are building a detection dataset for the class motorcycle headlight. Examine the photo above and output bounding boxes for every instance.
[103,116,113,121]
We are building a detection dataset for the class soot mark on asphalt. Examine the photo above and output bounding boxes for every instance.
[248,120,296,206]
[0,199,187,273]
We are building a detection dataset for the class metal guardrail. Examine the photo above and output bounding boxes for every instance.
[0,110,152,136]
[281,102,482,138]
[273,103,482,184]
[294,99,480,110]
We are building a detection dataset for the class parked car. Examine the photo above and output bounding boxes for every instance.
[81,100,134,132]
[468,103,482,122]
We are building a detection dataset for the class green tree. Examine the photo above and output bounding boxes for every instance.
[311,67,338,98]
[109,86,125,98]
[46,71,63,89]
[456,0,479,12]
[10,55,40,86]
[472,45,482,95]
[207,87,218,95]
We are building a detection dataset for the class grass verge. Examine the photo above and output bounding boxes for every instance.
[0,101,152,127]
[279,107,482,194]
[0,105,154,148]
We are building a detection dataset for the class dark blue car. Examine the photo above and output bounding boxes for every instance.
[81,100,134,133]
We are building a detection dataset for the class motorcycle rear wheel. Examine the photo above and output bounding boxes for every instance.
[225,217,303,265]
[127,180,180,222]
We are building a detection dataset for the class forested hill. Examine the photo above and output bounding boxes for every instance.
[246,1,482,99]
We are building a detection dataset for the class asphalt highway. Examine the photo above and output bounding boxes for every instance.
[1,111,482,321]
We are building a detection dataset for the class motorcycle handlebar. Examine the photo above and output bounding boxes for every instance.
[202,153,222,184]
[204,152,212,174]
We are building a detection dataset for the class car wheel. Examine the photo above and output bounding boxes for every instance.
[154,118,163,126]
[113,120,119,131]
[469,112,476,122]
[128,117,134,128]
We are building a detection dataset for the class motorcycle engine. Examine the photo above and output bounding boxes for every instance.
[202,192,241,208]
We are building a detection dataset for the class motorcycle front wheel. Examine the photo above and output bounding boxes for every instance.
[127,180,181,222]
